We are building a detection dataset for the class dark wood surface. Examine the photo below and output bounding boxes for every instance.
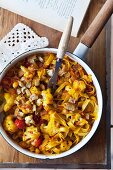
[0,0,111,168]
[81,0,113,47]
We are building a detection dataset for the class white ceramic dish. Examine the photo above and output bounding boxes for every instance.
[0,48,103,159]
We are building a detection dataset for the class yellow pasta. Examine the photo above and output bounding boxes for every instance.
[1,53,98,155]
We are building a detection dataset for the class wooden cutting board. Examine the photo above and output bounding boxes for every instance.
[0,0,111,168]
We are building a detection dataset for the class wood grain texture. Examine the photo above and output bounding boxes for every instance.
[57,16,73,59]
[0,0,110,168]
[81,0,113,47]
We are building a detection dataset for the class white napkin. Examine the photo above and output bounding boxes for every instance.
[0,23,49,72]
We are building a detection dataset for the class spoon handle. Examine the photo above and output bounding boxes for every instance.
[57,16,73,59]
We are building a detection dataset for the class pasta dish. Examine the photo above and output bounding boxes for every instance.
[0,53,98,155]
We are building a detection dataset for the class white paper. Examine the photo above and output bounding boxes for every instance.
[0,0,91,37]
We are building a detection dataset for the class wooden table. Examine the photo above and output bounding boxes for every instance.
[0,0,111,168]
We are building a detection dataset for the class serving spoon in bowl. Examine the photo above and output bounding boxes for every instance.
[48,16,73,93]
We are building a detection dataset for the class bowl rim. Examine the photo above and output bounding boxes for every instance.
[0,48,103,159]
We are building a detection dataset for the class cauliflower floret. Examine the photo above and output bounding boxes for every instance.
[30,86,40,95]
[4,93,16,112]
[3,115,18,133]
[23,126,40,143]
[25,115,35,126]
[73,80,86,92]
[41,89,53,106]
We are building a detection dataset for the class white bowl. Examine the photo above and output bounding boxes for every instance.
[0,48,103,159]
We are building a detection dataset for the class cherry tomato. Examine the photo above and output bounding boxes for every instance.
[35,138,42,147]
[14,118,26,129]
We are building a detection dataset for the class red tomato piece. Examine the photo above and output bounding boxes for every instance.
[35,138,42,147]
[14,119,26,129]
